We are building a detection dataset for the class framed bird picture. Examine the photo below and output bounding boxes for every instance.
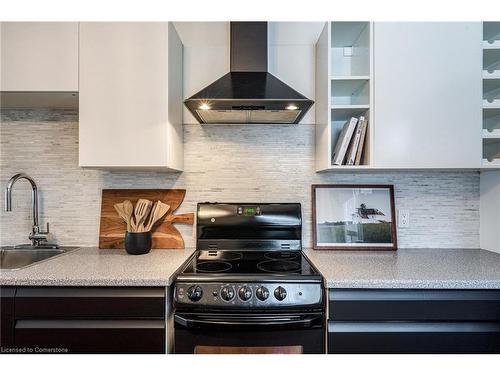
[312,184,397,251]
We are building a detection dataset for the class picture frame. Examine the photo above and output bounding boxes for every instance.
[312,184,397,251]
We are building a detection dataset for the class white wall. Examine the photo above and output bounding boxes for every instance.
[174,22,323,125]
[1,109,481,249]
[480,171,500,252]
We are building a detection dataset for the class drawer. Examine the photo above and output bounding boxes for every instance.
[0,287,16,348]
[328,321,500,353]
[329,289,500,321]
[15,287,165,319]
[14,319,165,354]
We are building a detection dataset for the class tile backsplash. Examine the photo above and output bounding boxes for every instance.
[0,109,480,248]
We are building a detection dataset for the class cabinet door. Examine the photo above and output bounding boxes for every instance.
[0,22,78,91]
[329,289,500,321]
[328,289,500,353]
[0,287,16,349]
[328,321,500,354]
[13,287,166,354]
[78,22,183,170]
[480,171,500,252]
[15,287,165,318]
[14,320,165,354]
[373,22,482,168]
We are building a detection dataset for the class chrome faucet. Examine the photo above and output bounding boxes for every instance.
[4,173,58,249]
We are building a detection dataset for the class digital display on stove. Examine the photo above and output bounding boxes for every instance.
[243,207,256,216]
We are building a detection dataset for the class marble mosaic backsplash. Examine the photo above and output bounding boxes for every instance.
[0,109,480,248]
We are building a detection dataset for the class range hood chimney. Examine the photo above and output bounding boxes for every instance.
[184,22,314,124]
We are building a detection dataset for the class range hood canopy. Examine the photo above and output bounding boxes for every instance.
[184,22,314,124]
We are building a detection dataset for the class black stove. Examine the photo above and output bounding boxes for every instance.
[173,203,325,354]
[174,203,323,310]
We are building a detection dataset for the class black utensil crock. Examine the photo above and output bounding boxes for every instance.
[124,231,152,255]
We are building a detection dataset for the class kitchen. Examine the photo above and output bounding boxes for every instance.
[1,0,500,372]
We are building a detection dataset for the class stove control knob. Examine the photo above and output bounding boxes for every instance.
[187,285,203,302]
[256,286,270,301]
[274,286,287,301]
[238,286,252,301]
[220,286,235,302]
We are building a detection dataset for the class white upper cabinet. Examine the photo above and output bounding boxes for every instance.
[78,22,183,170]
[314,22,373,171]
[372,22,482,169]
[480,171,500,252]
[0,22,79,91]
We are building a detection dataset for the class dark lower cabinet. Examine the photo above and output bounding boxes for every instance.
[328,321,500,354]
[0,287,16,350]
[14,320,164,354]
[328,289,500,354]
[1,287,166,354]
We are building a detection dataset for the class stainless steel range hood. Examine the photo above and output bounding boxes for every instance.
[184,22,314,124]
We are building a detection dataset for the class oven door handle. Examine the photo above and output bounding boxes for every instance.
[175,314,322,329]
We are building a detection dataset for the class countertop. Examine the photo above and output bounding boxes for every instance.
[304,248,500,289]
[3,247,500,289]
[0,247,195,287]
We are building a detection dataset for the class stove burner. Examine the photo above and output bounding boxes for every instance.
[204,251,243,262]
[257,260,301,274]
[264,251,299,261]
[196,261,232,273]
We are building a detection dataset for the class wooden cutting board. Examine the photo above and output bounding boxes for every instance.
[99,189,194,249]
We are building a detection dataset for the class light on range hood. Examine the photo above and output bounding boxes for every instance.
[184,22,314,125]
[198,102,298,111]
[198,103,211,110]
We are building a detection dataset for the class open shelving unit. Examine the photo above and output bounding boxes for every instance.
[482,22,500,169]
[315,22,373,171]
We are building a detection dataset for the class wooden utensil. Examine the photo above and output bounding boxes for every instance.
[113,202,127,224]
[143,201,157,232]
[99,189,194,249]
[134,199,152,232]
[123,200,134,232]
[145,201,170,232]
[114,201,134,232]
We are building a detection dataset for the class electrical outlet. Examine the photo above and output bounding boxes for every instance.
[343,46,353,57]
[398,209,410,228]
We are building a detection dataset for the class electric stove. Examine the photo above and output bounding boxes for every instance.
[174,203,323,310]
[173,203,325,354]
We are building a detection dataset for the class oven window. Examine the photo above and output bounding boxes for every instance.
[195,346,303,354]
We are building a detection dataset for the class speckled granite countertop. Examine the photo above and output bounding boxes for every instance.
[0,247,195,286]
[303,248,500,289]
[3,247,500,289]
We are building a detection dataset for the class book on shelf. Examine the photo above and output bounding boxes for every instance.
[331,116,369,166]
[331,117,358,165]
[354,118,368,165]
[345,116,365,166]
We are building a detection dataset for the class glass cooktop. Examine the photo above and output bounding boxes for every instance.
[180,250,320,277]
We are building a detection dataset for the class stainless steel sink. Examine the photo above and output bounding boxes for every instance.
[0,247,78,270]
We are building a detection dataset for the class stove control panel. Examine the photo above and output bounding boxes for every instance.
[175,282,322,308]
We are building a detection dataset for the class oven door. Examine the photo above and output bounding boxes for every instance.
[174,312,325,354]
